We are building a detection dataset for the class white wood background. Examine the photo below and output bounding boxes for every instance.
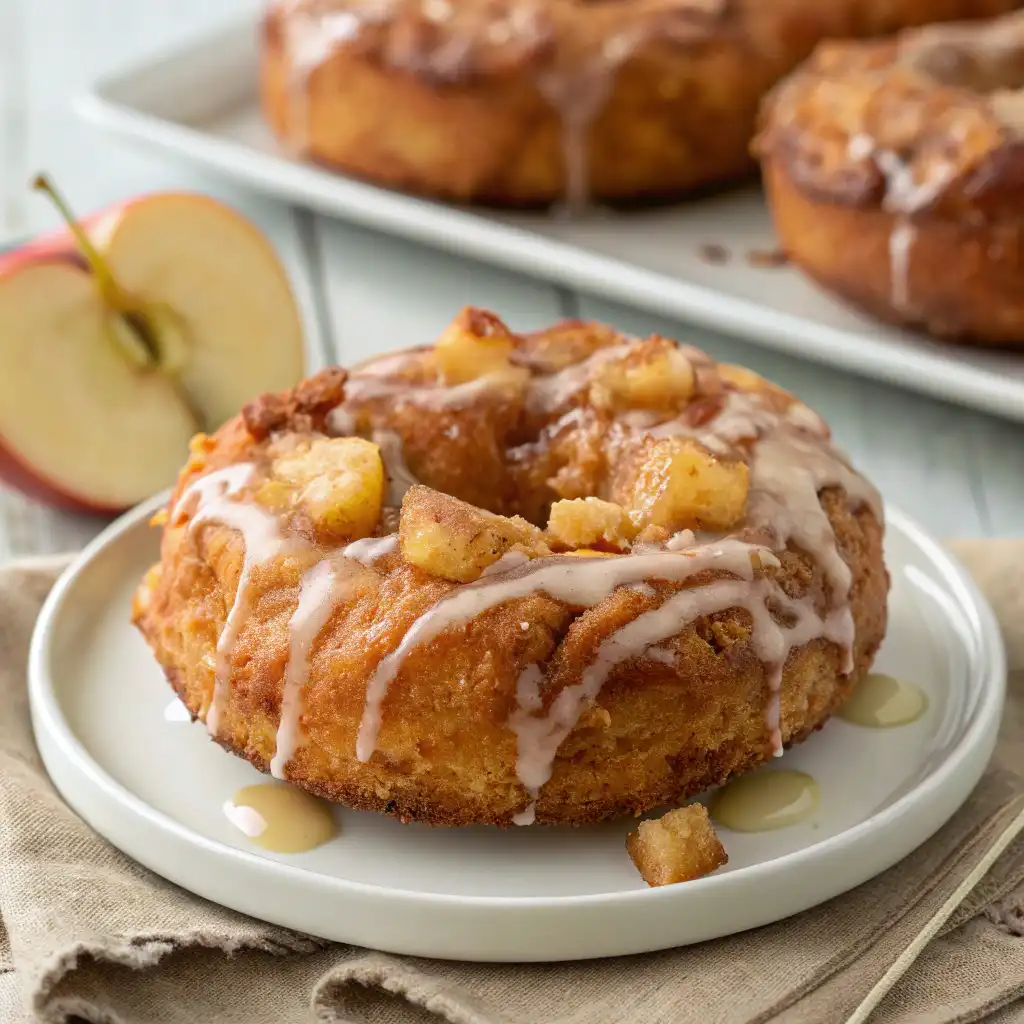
[1,0,1023,560]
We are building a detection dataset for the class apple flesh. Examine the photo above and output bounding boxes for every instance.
[0,191,307,514]
[90,193,306,429]
[0,261,197,512]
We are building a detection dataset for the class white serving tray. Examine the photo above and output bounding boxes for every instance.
[78,17,1024,423]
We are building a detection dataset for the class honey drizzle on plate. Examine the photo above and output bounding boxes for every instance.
[223,783,335,853]
[709,771,819,833]
[839,673,929,728]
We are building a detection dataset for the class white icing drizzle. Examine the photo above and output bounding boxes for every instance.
[510,575,811,795]
[330,341,632,424]
[346,381,879,818]
[482,550,531,576]
[270,532,401,777]
[281,0,389,154]
[647,390,783,449]
[646,646,677,665]
[512,804,537,826]
[846,132,875,162]
[174,464,293,736]
[339,341,630,419]
[889,218,916,313]
[340,371,506,411]
[372,430,419,506]
[271,558,351,779]
[329,406,357,436]
[510,663,545,824]
[845,141,958,317]
[536,29,646,212]
[170,463,255,523]
[525,343,631,414]
[665,529,697,551]
[874,148,957,216]
[342,533,400,566]
[354,539,774,763]
[749,432,874,600]
[785,400,830,437]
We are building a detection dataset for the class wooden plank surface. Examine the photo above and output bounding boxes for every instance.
[2,0,1023,560]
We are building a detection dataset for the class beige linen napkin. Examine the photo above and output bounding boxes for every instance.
[1,542,1023,1024]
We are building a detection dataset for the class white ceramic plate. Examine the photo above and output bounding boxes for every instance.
[29,495,1004,961]
[77,18,1024,424]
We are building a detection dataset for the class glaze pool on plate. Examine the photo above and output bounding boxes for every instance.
[28,496,1004,960]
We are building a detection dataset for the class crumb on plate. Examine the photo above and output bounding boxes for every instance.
[698,243,730,265]
[626,804,728,886]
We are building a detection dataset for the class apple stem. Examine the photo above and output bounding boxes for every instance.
[31,173,137,317]
[31,173,207,435]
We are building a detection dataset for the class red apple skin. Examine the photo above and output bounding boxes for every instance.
[0,433,126,516]
[0,197,162,275]
[0,225,92,276]
[0,192,250,274]
[0,215,127,515]
[0,202,186,516]
[0,191,268,282]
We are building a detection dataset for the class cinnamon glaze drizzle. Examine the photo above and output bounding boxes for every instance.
[172,347,880,825]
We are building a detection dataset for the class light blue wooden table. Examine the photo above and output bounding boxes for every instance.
[2,0,1022,557]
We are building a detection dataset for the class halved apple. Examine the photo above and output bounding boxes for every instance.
[0,181,307,513]
[0,261,197,512]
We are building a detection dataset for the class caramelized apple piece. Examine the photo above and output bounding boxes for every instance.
[591,336,694,412]
[271,436,384,541]
[718,363,768,393]
[400,485,550,582]
[626,805,728,886]
[718,363,791,403]
[435,307,519,385]
[547,497,636,550]
[627,438,748,532]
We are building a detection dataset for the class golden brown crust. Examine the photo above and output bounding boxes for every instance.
[260,0,1023,205]
[134,312,890,828]
[761,161,1024,344]
[756,11,1024,345]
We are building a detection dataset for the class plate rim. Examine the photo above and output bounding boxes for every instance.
[28,493,1007,913]
[73,15,1024,426]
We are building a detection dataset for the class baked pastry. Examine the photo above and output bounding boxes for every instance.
[260,0,1024,207]
[133,308,889,827]
[756,11,1024,347]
